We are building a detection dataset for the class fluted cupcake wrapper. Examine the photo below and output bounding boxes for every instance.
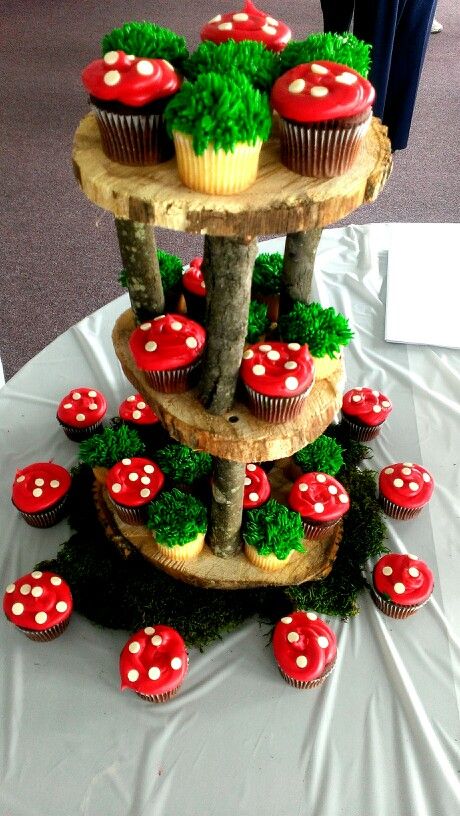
[173,132,262,194]
[109,498,148,526]
[371,589,430,619]
[279,657,336,689]
[142,358,202,393]
[340,415,383,441]
[279,115,371,178]
[58,418,104,441]
[93,106,173,166]
[378,496,423,520]
[19,495,69,529]
[302,518,339,541]
[136,685,181,704]
[244,385,308,423]
[18,617,71,641]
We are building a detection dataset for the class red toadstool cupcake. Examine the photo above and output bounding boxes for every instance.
[118,393,169,449]
[3,570,73,641]
[120,625,189,703]
[129,313,206,393]
[106,457,164,525]
[378,462,434,520]
[273,610,337,688]
[341,386,392,441]
[271,60,375,177]
[81,50,181,165]
[288,471,350,540]
[57,387,107,441]
[12,462,72,528]
[182,257,207,323]
[240,341,315,422]
[243,463,271,510]
[201,1,291,52]
[371,553,434,619]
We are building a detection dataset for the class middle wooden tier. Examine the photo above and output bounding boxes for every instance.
[113,308,345,462]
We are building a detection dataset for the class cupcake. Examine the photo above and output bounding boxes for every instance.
[3,571,73,641]
[243,498,304,571]
[182,257,207,323]
[157,249,185,312]
[57,387,107,441]
[81,50,181,165]
[278,301,353,379]
[271,60,375,178]
[129,314,206,393]
[118,393,169,449]
[378,462,434,520]
[243,463,271,510]
[147,488,207,561]
[120,625,188,703]
[251,251,283,323]
[289,434,344,482]
[184,39,282,92]
[12,462,72,528]
[106,457,164,525]
[246,300,270,344]
[239,341,314,422]
[155,443,212,494]
[288,472,349,540]
[280,32,372,78]
[371,553,434,619]
[164,72,272,195]
[273,610,337,688]
[341,387,392,441]
[200,1,291,52]
[101,21,189,72]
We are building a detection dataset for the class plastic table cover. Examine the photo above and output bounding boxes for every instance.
[0,224,459,816]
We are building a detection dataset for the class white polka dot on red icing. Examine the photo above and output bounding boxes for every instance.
[128,669,139,682]
[31,586,43,598]
[289,78,306,94]
[394,582,406,594]
[56,601,67,613]
[148,666,161,680]
[281,616,293,624]
[151,635,162,646]
[287,631,299,643]
[6,584,15,594]
[35,611,47,624]
[171,657,182,670]
[306,612,317,620]
[12,603,24,616]
[408,567,420,578]
[145,341,157,352]
[296,655,308,668]
[382,566,393,576]
[136,59,154,76]
[310,85,329,97]
[247,464,256,472]
[253,364,265,376]
[317,636,329,648]
[285,376,299,391]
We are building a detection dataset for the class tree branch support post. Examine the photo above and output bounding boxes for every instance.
[209,458,245,557]
[115,217,165,324]
[280,228,323,314]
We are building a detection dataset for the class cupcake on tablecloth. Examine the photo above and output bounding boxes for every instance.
[243,463,271,511]
[243,498,304,571]
[164,72,272,195]
[129,314,206,393]
[182,257,207,323]
[3,571,73,641]
[118,393,169,449]
[200,1,291,52]
[147,488,207,561]
[288,472,349,540]
[378,462,434,520]
[278,301,353,380]
[106,456,164,525]
[273,610,337,688]
[184,39,282,92]
[341,387,392,441]
[120,625,188,703]
[371,553,434,619]
[271,60,375,178]
[57,387,107,441]
[240,340,315,422]
[12,462,72,528]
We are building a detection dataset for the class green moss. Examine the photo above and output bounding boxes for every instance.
[157,249,183,293]
[246,300,270,343]
[184,40,281,91]
[324,423,373,470]
[147,488,207,547]
[294,435,344,476]
[155,443,212,485]
[244,499,304,560]
[164,73,272,155]
[101,21,189,71]
[118,269,128,288]
[280,32,372,78]
[252,252,283,295]
[79,425,145,468]
[278,301,353,358]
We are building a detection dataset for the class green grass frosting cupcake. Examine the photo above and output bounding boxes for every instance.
[147,488,207,561]
[101,21,189,71]
[278,301,353,379]
[243,499,304,571]
[184,40,281,92]
[280,32,372,78]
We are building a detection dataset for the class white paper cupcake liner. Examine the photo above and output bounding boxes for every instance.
[371,590,430,619]
[280,115,371,178]
[279,657,336,688]
[173,132,262,194]
[93,106,172,166]
[244,385,308,422]
[378,496,423,520]
[143,358,202,393]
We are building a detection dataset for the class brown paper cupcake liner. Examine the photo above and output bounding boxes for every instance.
[279,115,371,178]
[58,418,104,441]
[143,358,202,393]
[341,415,383,441]
[302,518,339,541]
[378,496,423,520]
[19,495,69,529]
[93,106,173,166]
[18,617,71,641]
[108,497,148,526]
[371,589,430,619]
[136,684,182,703]
[279,657,336,688]
[244,385,309,422]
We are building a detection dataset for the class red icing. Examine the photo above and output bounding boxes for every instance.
[271,61,375,123]
[379,462,434,510]
[57,387,107,429]
[82,52,181,107]
[240,341,314,398]
[273,611,337,682]
[288,472,350,522]
[106,457,164,508]
[373,553,434,605]
[200,1,291,51]
[243,463,271,508]
[3,571,73,631]
[342,387,392,427]
[119,393,160,426]
[12,463,71,513]
[120,625,188,696]
[129,313,206,372]
[183,257,206,297]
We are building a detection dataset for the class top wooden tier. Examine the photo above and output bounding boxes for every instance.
[72,113,392,236]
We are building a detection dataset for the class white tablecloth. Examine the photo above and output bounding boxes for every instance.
[1,225,459,816]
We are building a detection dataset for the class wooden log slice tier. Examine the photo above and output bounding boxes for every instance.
[113,309,344,462]
[73,113,392,236]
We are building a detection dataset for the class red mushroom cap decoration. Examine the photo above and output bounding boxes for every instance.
[200,1,291,52]
[273,611,337,683]
[82,51,181,107]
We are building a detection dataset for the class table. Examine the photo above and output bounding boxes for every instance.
[1,225,459,816]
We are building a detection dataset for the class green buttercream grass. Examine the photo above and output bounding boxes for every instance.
[252,252,284,295]
[155,443,212,485]
[79,425,145,468]
[147,488,207,547]
[244,499,305,560]
[294,435,344,476]
[184,40,282,91]
[246,300,270,343]
[164,73,272,155]
[101,21,189,71]
[157,249,183,293]
[278,301,353,358]
[280,32,372,78]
